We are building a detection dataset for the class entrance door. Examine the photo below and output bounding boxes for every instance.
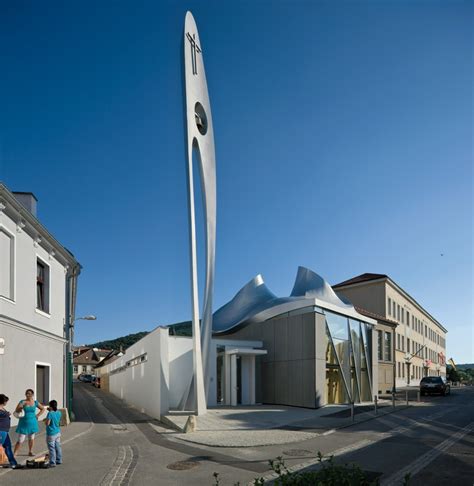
[236,356,242,405]
[216,354,224,404]
[36,365,49,404]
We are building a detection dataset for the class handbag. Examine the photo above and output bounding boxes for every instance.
[13,401,25,419]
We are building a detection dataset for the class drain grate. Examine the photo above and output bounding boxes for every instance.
[283,449,313,457]
[166,461,200,471]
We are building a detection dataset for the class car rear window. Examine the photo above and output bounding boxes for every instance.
[421,377,441,383]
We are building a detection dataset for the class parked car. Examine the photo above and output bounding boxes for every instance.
[80,374,94,383]
[420,376,451,396]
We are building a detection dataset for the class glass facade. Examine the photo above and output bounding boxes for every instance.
[325,310,373,404]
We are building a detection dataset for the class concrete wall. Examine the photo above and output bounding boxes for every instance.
[229,310,326,408]
[0,318,65,424]
[105,327,169,419]
[168,336,193,409]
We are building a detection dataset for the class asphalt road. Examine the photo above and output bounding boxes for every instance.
[1,383,473,485]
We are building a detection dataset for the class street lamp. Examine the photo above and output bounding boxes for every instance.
[66,314,97,420]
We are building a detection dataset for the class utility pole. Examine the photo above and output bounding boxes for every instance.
[405,344,427,386]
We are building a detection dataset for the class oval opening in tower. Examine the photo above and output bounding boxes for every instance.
[194,102,208,135]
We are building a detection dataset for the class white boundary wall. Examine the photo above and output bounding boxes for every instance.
[104,327,169,419]
[168,336,193,409]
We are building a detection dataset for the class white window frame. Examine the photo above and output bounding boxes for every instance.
[35,255,51,317]
[0,224,16,303]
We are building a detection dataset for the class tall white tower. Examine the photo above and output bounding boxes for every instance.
[182,11,216,415]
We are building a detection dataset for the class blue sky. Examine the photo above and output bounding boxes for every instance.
[1,1,472,362]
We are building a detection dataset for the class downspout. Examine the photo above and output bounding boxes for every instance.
[65,263,80,418]
[392,324,397,394]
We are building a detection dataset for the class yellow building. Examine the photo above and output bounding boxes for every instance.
[334,274,447,388]
[355,308,397,395]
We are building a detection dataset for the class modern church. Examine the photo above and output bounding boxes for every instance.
[101,265,377,418]
[99,12,377,420]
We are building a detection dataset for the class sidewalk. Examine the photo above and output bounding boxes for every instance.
[158,398,427,447]
[0,414,93,476]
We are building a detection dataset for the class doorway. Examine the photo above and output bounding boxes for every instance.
[36,364,50,404]
[236,356,242,405]
[216,348,267,406]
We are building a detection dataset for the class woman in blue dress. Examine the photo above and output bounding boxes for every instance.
[13,389,45,457]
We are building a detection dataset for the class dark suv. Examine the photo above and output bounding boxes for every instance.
[420,376,451,396]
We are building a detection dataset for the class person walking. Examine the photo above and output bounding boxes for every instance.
[45,400,62,467]
[13,389,45,457]
[0,394,20,469]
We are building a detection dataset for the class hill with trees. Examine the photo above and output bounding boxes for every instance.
[457,363,474,370]
[87,331,149,350]
[447,364,474,384]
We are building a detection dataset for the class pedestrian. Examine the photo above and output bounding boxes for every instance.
[0,393,20,469]
[14,389,45,457]
[45,400,62,467]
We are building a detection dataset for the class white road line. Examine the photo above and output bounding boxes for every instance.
[381,421,474,486]
[247,403,463,485]
[248,436,389,484]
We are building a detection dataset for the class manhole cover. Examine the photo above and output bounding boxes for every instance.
[167,461,200,471]
[283,449,313,457]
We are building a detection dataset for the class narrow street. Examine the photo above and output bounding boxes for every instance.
[1,384,473,485]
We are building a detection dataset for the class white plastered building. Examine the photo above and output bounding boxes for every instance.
[0,183,80,416]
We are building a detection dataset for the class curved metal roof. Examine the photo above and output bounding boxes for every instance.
[213,266,370,335]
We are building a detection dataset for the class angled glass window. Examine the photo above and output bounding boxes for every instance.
[324,311,373,404]
[349,319,361,401]
[325,314,350,405]
[325,366,349,404]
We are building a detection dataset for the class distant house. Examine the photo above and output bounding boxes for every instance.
[72,345,92,358]
[73,348,111,378]
[93,350,123,391]
[0,184,81,410]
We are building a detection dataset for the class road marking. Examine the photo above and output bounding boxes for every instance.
[381,421,474,486]
[248,403,464,484]
[321,429,336,436]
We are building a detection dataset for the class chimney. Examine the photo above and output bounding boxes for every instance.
[12,192,38,217]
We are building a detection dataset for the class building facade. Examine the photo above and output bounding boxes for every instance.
[100,267,378,421]
[356,307,397,395]
[73,348,112,379]
[0,183,80,411]
[333,273,447,388]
